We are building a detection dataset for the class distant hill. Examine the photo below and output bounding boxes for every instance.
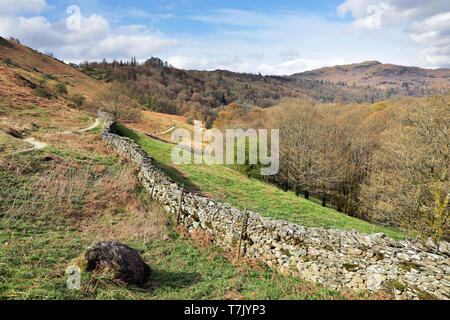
[78,58,450,120]
[291,61,450,91]
[78,58,418,119]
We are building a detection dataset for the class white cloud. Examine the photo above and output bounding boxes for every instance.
[88,35,177,60]
[0,0,49,14]
[407,12,450,66]
[351,4,395,30]
[168,54,244,71]
[337,0,450,25]
[0,12,178,62]
[171,8,412,74]
[279,49,301,60]
[169,55,346,76]
[256,58,347,75]
[337,0,450,67]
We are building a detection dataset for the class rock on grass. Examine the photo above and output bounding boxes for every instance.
[76,241,151,285]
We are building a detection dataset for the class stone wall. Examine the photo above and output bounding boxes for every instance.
[98,110,450,300]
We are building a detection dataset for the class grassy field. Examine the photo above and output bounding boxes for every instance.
[0,131,355,300]
[118,125,409,240]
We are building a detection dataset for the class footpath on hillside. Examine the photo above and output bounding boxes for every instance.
[4,118,101,156]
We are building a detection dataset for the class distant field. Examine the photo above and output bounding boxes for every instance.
[118,125,410,240]
[128,111,189,143]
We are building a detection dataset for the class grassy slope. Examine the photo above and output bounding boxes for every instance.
[0,37,105,145]
[129,110,193,144]
[119,125,408,240]
[0,130,352,300]
[0,129,29,153]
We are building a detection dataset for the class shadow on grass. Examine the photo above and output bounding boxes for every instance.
[150,157,202,194]
[150,269,201,289]
[116,124,202,194]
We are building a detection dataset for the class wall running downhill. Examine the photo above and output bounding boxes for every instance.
[98,110,450,300]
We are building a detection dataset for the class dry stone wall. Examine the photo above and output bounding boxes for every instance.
[98,110,450,300]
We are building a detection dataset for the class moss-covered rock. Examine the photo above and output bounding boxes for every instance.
[418,290,439,300]
[191,213,200,222]
[399,261,422,272]
[75,241,151,285]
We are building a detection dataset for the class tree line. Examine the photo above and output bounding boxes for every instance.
[216,95,449,241]
[76,58,400,125]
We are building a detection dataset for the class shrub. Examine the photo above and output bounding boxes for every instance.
[3,57,19,67]
[34,87,52,99]
[8,37,21,44]
[44,74,58,81]
[0,37,14,48]
[70,93,86,108]
[54,83,68,95]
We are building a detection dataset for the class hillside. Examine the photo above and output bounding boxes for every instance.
[78,58,412,120]
[1,37,358,300]
[292,61,450,93]
[117,120,408,240]
[0,36,110,149]
[2,119,355,300]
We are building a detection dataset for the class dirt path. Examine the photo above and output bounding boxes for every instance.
[152,125,176,136]
[78,118,100,132]
[7,118,100,155]
[23,138,48,151]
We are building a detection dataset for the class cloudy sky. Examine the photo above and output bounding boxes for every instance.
[0,0,449,75]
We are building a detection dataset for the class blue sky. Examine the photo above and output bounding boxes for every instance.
[0,0,449,74]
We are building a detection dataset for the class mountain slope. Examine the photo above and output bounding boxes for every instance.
[78,58,410,118]
[0,36,111,149]
[292,61,450,91]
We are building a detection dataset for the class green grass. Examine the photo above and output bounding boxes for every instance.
[118,125,410,240]
[0,222,344,300]
[75,115,92,123]
[0,145,348,300]
[0,130,30,154]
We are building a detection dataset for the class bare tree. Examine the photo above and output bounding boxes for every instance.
[361,95,449,240]
[100,81,141,123]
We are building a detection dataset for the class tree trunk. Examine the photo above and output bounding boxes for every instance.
[295,186,301,197]
[282,181,289,192]
[304,190,309,200]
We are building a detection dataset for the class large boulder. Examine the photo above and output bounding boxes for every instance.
[76,241,151,285]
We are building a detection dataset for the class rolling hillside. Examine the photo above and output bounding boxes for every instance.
[79,57,440,115]
[118,121,409,240]
[292,61,450,92]
[0,36,107,148]
[0,36,429,240]
[1,37,356,300]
